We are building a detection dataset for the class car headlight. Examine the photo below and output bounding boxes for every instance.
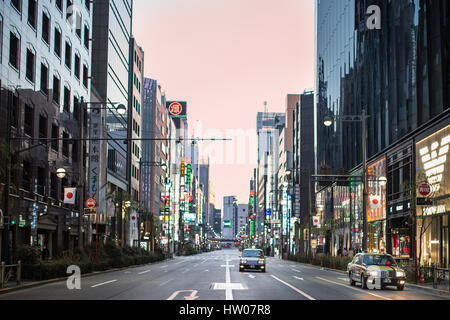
[241,259,247,264]
[258,259,265,264]
[396,271,405,277]
[369,271,378,277]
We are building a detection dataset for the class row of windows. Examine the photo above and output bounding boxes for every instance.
[133,72,141,92]
[132,141,140,159]
[12,0,90,17]
[131,164,140,181]
[132,95,140,115]
[134,48,142,72]
[8,30,89,110]
[132,118,140,137]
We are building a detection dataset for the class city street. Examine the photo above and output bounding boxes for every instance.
[0,249,448,301]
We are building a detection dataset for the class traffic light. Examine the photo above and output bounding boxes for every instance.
[10,216,16,225]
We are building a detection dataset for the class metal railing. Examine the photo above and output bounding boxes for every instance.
[0,261,22,288]
[432,266,449,290]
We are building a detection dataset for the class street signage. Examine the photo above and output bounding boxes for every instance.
[417,197,433,206]
[417,182,431,197]
[85,198,96,208]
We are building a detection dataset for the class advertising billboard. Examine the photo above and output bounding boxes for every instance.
[166,101,187,118]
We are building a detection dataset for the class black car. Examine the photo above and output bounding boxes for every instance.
[239,249,266,272]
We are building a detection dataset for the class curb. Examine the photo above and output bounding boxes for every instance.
[0,258,172,296]
[405,283,450,296]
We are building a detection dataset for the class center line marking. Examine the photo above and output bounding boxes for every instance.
[138,270,151,274]
[270,275,316,300]
[160,279,174,286]
[91,280,117,288]
[315,277,392,300]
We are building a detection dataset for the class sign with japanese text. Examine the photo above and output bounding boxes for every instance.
[88,107,102,209]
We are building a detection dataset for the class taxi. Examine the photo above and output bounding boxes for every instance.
[347,253,406,291]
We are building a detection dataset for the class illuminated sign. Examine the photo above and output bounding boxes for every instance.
[367,157,386,222]
[166,101,187,118]
[223,220,232,228]
[416,125,450,216]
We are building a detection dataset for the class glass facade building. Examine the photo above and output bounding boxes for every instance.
[315,0,450,263]
[92,0,132,192]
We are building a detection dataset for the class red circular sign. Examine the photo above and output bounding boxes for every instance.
[418,183,431,197]
[168,102,183,116]
[67,192,73,199]
[85,198,96,208]
[314,218,319,224]
[372,198,379,205]
[132,216,136,221]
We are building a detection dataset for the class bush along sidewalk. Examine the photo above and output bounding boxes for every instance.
[17,240,166,281]
[288,253,352,272]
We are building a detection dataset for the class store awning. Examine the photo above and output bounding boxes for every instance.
[37,215,58,231]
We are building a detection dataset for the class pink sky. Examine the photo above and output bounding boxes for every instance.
[133,0,315,209]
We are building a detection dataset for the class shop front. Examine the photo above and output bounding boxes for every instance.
[415,123,450,267]
[367,157,387,254]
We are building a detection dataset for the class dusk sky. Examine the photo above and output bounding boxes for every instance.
[133,0,315,209]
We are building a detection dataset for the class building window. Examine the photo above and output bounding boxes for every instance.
[51,124,59,152]
[27,0,37,29]
[75,13,82,38]
[11,0,22,13]
[39,114,47,140]
[83,64,88,88]
[73,95,80,120]
[65,41,72,70]
[42,12,50,45]
[25,48,35,82]
[36,167,46,195]
[84,25,89,50]
[54,27,62,58]
[74,54,80,79]
[53,75,60,105]
[40,63,49,95]
[24,104,33,136]
[66,0,73,21]
[55,0,62,12]
[84,0,90,12]
[9,32,20,70]
[62,131,69,157]
[63,86,71,113]
[22,160,32,191]
[11,94,19,129]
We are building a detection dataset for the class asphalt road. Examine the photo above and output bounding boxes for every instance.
[0,249,448,300]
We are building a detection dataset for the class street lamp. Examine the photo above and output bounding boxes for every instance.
[322,109,370,252]
[56,168,67,179]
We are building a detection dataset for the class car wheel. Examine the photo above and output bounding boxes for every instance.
[397,284,404,291]
[361,275,368,289]
[349,272,356,286]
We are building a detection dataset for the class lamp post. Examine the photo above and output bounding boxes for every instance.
[324,109,370,252]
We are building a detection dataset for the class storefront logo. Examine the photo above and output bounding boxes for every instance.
[168,102,183,116]
[419,133,450,193]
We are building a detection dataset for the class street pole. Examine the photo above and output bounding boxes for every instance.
[308,170,312,259]
[78,98,85,250]
[361,109,367,252]
[1,89,13,264]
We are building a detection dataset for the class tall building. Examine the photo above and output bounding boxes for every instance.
[256,111,285,250]
[236,204,248,239]
[222,196,237,239]
[315,0,449,264]
[91,0,133,245]
[0,0,93,261]
[292,91,314,253]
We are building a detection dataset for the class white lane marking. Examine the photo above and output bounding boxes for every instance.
[315,277,392,300]
[204,270,209,272]
[200,259,209,264]
[225,256,233,300]
[91,280,118,288]
[138,270,151,275]
[174,261,185,265]
[248,274,256,279]
[338,277,348,282]
[161,265,168,268]
[124,271,131,274]
[294,276,304,281]
[292,269,302,273]
[159,279,174,286]
[221,265,235,267]
[270,275,316,300]
[182,268,190,274]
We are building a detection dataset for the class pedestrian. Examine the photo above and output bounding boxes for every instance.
[343,247,348,256]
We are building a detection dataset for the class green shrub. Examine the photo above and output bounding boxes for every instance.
[16,245,40,265]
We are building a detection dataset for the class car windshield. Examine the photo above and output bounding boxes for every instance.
[363,255,397,266]
[242,250,263,258]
